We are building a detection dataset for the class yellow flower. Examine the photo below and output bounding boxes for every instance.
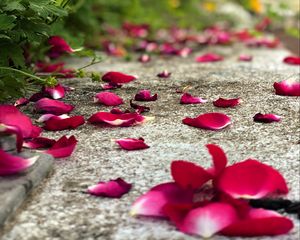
[249,0,263,13]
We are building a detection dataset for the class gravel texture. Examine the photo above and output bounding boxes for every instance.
[1,45,299,240]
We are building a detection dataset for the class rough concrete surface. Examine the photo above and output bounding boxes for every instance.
[1,45,299,240]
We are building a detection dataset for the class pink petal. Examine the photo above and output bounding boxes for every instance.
[102,71,136,84]
[157,70,171,78]
[94,92,124,106]
[138,54,151,63]
[182,113,231,130]
[45,135,77,158]
[37,114,69,123]
[253,113,281,123]
[14,98,29,107]
[23,137,56,149]
[179,202,238,238]
[213,98,240,108]
[176,47,192,57]
[115,137,149,150]
[238,55,252,61]
[0,149,38,176]
[206,144,227,176]
[43,84,65,99]
[274,80,300,96]
[101,82,122,90]
[195,53,223,63]
[180,93,207,104]
[131,182,193,217]
[35,98,74,115]
[48,36,73,58]
[171,161,212,190]
[43,115,85,131]
[88,178,132,198]
[221,208,293,236]
[216,159,288,199]
[283,56,300,65]
[134,90,158,101]
[130,99,150,113]
[88,111,145,127]
[0,124,23,152]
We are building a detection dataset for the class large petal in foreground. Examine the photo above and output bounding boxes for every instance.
[43,115,85,131]
[102,71,137,84]
[35,98,74,115]
[182,113,231,130]
[94,92,124,106]
[273,80,300,96]
[283,56,300,65]
[88,178,132,198]
[45,135,77,158]
[115,138,149,150]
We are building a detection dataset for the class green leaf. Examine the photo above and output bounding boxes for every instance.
[3,1,26,11]
[0,14,16,30]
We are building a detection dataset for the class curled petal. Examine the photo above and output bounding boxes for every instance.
[23,137,56,149]
[134,90,158,101]
[0,149,38,176]
[206,144,227,176]
[88,178,132,198]
[238,55,252,61]
[216,159,288,199]
[138,54,151,63]
[43,115,85,131]
[37,114,69,123]
[115,137,149,151]
[94,92,123,106]
[253,113,281,123]
[180,93,207,104]
[101,82,121,90]
[213,98,240,108]
[195,53,223,63]
[130,99,150,113]
[179,202,238,238]
[131,182,193,217]
[273,80,300,96]
[14,98,29,107]
[43,84,65,99]
[35,98,74,115]
[157,70,171,78]
[88,111,145,127]
[171,161,212,190]
[102,71,136,84]
[182,113,231,130]
[0,124,23,152]
[221,208,293,236]
[45,135,77,158]
[48,36,73,58]
[283,56,300,65]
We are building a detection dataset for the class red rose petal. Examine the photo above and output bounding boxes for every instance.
[283,56,300,65]
[213,98,240,108]
[180,93,207,104]
[14,98,29,107]
[115,137,149,151]
[23,137,56,149]
[134,90,158,101]
[179,202,238,238]
[43,84,65,99]
[238,55,252,61]
[195,53,223,63]
[43,115,85,131]
[130,99,150,113]
[206,144,227,176]
[35,98,74,115]
[88,111,145,127]
[0,124,23,152]
[273,80,300,96]
[131,182,193,217]
[94,92,124,106]
[110,108,131,114]
[37,114,69,123]
[253,113,281,123]
[0,149,38,176]
[48,36,74,58]
[221,208,293,236]
[157,70,171,78]
[88,178,132,198]
[171,161,212,190]
[138,54,151,63]
[45,135,77,158]
[102,71,137,84]
[216,159,288,199]
[182,112,231,130]
[101,82,122,90]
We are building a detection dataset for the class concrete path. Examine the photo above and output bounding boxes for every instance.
[1,45,299,240]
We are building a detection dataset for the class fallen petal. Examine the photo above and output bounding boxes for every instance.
[283,56,300,65]
[195,53,223,63]
[157,70,171,78]
[206,144,227,176]
[213,98,240,108]
[115,138,149,150]
[45,135,77,158]
[138,54,151,63]
[182,113,231,130]
[102,71,136,84]
[274,80,300,96]
[0,124,23,152]
[134,90,158,101]
[88,178,132,198]
[35,98,74,115]
[253,113,281,123]
[23,137,56,149]
[94,92,124,106]
[180,93,207,104]
[101,82,122,90]
[130,99,150,113]
[238,55,252,61]
[43,115,85,131]
[14,98,29,107]
[43,84,65,99]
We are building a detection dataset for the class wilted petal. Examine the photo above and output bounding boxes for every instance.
[43,115,85,131]
[115,137,149,150]
[130,99,150,113]
[179,202,238,238]
[157,70,171,78]
[221,208,293,236]
[253,113,281,123]
[23,137,56,149]
[88,178,132,198]
[45,135,77,158]
[0,124,23,152]
[43,84,65,99]
[180,93,207,104]
[0,149,38,176]
[183,113,231,130]
[206,144,227,176]
[283,56,300,65]
[131,182,193,217]
[213,98,240,108]
[88,111,145,127]
[274,80,300,96]
[216,159,288,199]
[102,71,137,84]
[35,98,74,115]
[134,90,158,101]
[14,98,29,107]
[195,53,223,63]
[238,55,252,61]
[94,92,124,106]
[171,161,212,190]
